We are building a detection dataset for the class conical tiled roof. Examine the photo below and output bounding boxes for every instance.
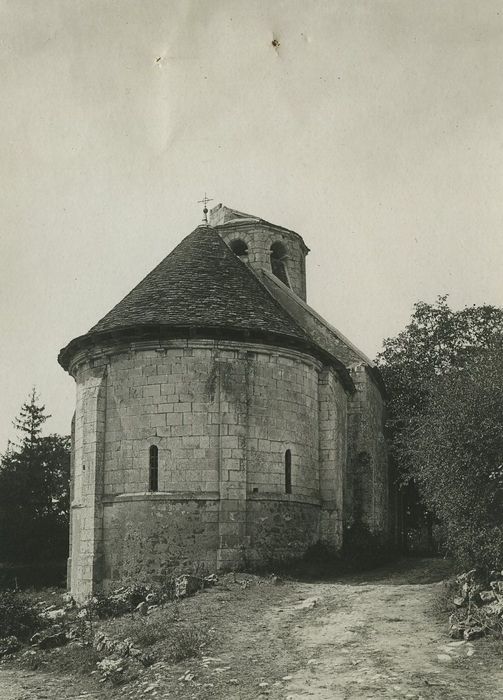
[59,225,321,371]
[59,223,355,389]
[88,225,309,339]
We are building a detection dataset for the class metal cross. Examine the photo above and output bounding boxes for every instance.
[198,193,213,224]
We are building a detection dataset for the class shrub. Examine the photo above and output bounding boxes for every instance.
[0,590,43,640]
[88,584,150,619]
[87,580,177,620]
[105,617,169,648]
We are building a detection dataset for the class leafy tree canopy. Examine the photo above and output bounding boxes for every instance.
[0,389,70,563]
[376,296,503,566]
[377,295,503,433]
[401,343,503,567]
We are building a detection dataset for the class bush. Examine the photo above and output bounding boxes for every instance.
[88,580,176,619]
[0,590,43,640]
[442,523,503,571]
[88,584,151,619]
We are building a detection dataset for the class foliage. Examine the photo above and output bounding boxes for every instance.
[376,296,503,560]
[167,625,207,662]
[377,296,503,436]
[0,389,70,563]
[88,585,151,619]
[400,344,503,568]
[0,590,43,640]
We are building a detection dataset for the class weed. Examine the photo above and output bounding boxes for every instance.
[0,590,43,640]
[168,625,209,662]
[431,578,457,620]
[42,643,103,675]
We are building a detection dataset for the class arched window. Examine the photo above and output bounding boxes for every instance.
[149,445,159,492]
[270,242,289,287]
[285,449,292,494]
[229,239,248,260]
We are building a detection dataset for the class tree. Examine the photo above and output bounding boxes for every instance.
[377,296,503,433]
[0,390,70,563]
[376,296,503,555]
[401,344,503,568]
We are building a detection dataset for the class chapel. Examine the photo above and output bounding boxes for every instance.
[59,204,389,601]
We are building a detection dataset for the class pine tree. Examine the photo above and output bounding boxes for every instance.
[12,387,50,449]
[0,390,70,563]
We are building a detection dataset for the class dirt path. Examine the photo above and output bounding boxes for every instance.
[1,559,503,699]
[0,668,105,700]
[269,565,503,699]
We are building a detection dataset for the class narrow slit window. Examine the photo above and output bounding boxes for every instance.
[285,449,292,494]
[270,242,289,287]
[149,445,159,492]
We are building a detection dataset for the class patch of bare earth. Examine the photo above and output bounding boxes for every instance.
[2,559,503,699]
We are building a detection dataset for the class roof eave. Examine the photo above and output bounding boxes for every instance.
[58,324,354,392]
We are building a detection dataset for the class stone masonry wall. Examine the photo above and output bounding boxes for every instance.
[217,222,307,300]
[69,339,327,597]
[318,367,348,548]
[69,362,107,602]
[254,270,390,540]
[346,366,389,535]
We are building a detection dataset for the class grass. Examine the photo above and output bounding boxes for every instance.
[167,625,208,662]
[430,576,457,621]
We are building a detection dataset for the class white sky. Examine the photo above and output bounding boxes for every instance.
[1,0,502,448]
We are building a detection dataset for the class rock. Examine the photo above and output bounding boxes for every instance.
[453,596,466,607]
[140,652,156,667]
[0,636,20,657]
[204,573,218,587]
[136,601,148,616]
[97,657,127,682]
[437,653,453,663]
[486,601,503,616]
[62,592,74,605]
[32,626,68,649]
[295,597,318,610]
[479,590,496,604]
[175,575,203,598]
[178,670,195,682]
[448,624,464,640]
[41,607,67,621]
[463,626,485,641]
